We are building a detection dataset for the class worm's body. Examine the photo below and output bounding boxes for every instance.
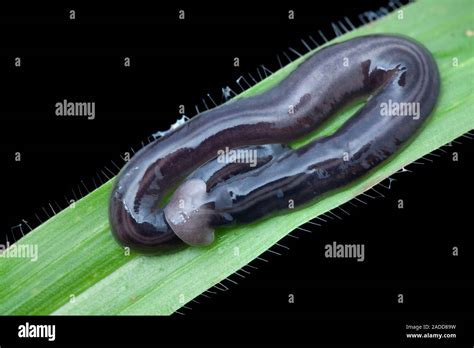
[109,35,440,251]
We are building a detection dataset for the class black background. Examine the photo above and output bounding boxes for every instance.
[0,0,473,346]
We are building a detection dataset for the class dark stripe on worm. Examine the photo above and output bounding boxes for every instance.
[109,34,440,252]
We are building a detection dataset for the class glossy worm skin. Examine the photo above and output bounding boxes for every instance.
[109,34,440,252]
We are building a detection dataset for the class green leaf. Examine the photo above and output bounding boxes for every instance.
[1,0,473,315]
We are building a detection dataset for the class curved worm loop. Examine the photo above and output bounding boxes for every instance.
[109,34,440,252]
